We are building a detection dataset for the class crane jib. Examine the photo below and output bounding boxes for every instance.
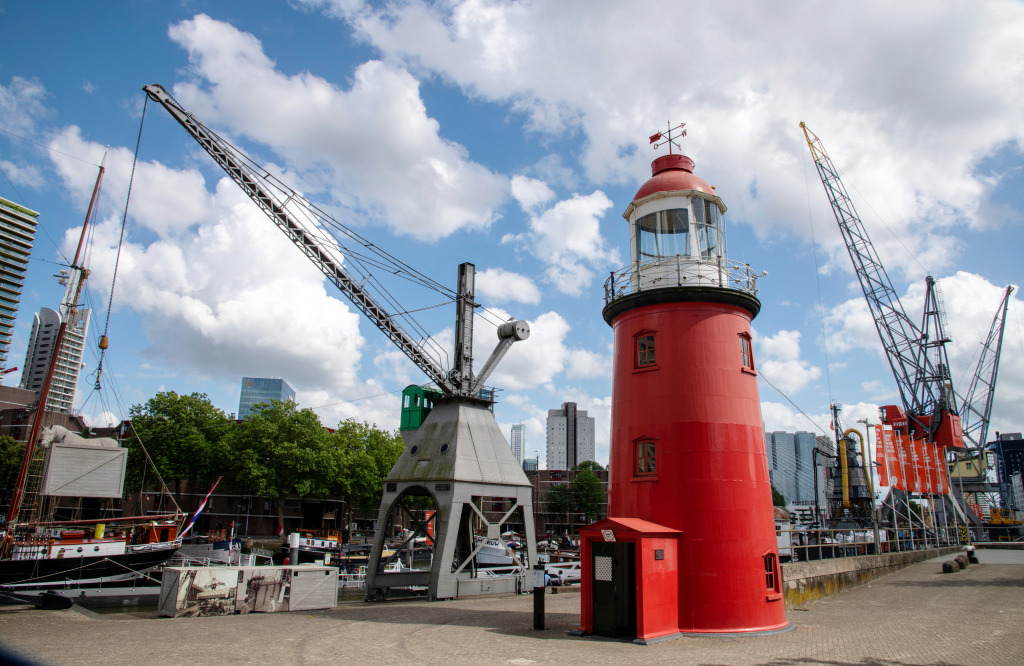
[800,122,977,449]
[144,83,457,394]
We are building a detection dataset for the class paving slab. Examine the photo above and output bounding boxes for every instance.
[0,548,1021,666]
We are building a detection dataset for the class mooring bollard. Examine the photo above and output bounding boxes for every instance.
[533,564,545,630]
[288,531,300,565]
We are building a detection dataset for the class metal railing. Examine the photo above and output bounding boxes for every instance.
[603,256,764,306]
[777,525,965,562]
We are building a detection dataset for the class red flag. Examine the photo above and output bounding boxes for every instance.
[898,433,917,492]
[883,427,904,489]
[875,425,889,487]
[649,132,662,144]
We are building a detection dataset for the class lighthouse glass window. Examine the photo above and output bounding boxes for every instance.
[692,197,723,259]
[636,209,689,263]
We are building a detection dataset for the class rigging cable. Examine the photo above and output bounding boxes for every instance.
[95,96,148,390]
[801,131,835,406]
[758,367,831,438]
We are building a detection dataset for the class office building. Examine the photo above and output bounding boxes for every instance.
[238,377,296,419]
[19,306,89,414]
[545,402,595,470]
[766,430,822,504]
[0,197,38,373]
[510,423,525,465]
[522,457,539,472]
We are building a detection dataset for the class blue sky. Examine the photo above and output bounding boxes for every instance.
[1,0,1022,470]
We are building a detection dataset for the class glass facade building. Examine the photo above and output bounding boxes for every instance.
[238,377,296,419]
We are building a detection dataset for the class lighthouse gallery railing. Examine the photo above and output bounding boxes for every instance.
[603,255,763,306]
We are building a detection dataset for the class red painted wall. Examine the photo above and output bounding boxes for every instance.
[608,299,787,633]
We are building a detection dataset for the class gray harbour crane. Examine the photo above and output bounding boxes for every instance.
[144,83,537,601]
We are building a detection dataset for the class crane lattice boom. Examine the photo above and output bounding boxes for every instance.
[144,84,458,394]
[800,122,960,442]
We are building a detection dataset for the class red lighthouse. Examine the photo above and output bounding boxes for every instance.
[579,126,788,641]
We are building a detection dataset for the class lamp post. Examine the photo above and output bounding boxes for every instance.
[856,418,875,495]
[856,418,882,552]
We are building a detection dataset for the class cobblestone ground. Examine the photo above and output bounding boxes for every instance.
[0,549,1021,666]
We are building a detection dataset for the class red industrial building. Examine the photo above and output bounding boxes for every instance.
[580,128,788,642]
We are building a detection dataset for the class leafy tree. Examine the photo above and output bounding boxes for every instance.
[0,435,26,501]
[572,460,606,472]
[544,482,575,530]
[126,392,231,503]
[572,469,606,522]
[226,400,339,529]
[330,419,404,540]
[771,485,786,507]
[331,419,404,510]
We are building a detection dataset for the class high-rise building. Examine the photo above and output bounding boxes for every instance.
[238,377,296,419]
[545,402,595,470]
[510,423,525,465]
[766,430,823,505]
[19,306,90,413]
[0,197,38,373]
[522,457,539,472]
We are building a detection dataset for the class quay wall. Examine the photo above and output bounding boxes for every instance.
[780,546,961,607]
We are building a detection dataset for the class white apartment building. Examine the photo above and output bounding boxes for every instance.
[510,423,525,465]
[20,306,90,414]
[545,402,595,470]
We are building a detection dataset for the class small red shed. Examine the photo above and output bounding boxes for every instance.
[579,517,683,644]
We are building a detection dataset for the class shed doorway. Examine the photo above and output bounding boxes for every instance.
[591,541,636,638]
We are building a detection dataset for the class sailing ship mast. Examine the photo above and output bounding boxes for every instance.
[5,157,105,527]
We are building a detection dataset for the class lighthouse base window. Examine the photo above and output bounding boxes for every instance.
[635,440,656,477]
[636,333,656,368]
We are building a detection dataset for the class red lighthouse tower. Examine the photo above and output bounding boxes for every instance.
[579,125,787,642]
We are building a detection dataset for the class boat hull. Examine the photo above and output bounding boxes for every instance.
[0,544,178,589]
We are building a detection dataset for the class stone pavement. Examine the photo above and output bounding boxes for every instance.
[0,548,1021,666]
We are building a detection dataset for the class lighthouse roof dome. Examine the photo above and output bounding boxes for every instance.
[632,154,714,201]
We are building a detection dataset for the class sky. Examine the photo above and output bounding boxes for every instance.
[1,0,1023,473]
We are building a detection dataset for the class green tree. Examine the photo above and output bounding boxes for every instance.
[330,419,404,540]
[771,485,786,506]
[226,400,339,529]
[544,482,575,530]
[0,435,26,500]
[572,469,606,522]
[126,392,231,503]
[571,460,606,472]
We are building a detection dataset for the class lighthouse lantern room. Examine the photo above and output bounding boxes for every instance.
[580,124,788,642]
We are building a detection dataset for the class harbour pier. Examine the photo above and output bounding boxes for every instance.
[1,548,1022,665]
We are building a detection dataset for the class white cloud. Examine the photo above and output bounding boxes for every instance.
[165,14,508,241]
[0,160,43,189]
[510,175,554,213]
[312,0,1024,285]
[565,349,609,380]
[52,132,369,401]
[0,77,47,136]
[755,329,822,395]
[476,267,541,305]
[503,190,619,295]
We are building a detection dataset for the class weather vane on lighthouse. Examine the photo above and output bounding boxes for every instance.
[648,121,687,154]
